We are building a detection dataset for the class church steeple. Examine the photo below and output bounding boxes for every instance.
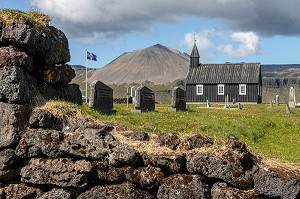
[190,43,200,68]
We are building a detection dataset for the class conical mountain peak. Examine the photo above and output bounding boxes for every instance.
[88,44,189,84]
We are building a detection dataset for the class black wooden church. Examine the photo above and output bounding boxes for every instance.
[186,44,262,104]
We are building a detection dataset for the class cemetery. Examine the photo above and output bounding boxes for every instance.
[0,9,299,199]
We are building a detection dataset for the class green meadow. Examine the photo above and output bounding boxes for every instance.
[76,103,300,165]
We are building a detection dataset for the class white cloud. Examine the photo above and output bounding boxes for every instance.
[181,30,261,60]
[181,32,213,51]
[219,32,261,57]
[30,0,300,42]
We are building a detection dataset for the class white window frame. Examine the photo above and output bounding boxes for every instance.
[239,84,247,95]
[196,84,203,95]
[218,84,224,95]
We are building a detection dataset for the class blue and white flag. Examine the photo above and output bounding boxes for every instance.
[87,51,97,61]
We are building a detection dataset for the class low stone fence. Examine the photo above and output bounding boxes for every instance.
[0,106,299,198]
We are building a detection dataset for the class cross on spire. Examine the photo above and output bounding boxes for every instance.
[194,33,196,44]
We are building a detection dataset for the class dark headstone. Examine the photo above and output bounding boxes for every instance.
[276,95,279,106]
[89,81,115,114]
[170,87,186,111]
[238,103,243,110]
[286,103,291,114]
[133,86,155,112]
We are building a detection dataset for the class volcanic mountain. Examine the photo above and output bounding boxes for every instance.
[88,44,190,84]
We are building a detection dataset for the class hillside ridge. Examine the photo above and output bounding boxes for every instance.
[88,44,190,84]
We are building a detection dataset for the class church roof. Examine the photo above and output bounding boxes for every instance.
[186,62,261,84]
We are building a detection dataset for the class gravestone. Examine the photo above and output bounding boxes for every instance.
[275,95,279,106]
[89,80,115,114]
[270,99,273,108]
[169,87,186,111]
[131,86,155,113]
[206,100,211,108]
[238,103,243,110]
[224,95,229,108]
[286,103,291,114]
[289,87,296,108]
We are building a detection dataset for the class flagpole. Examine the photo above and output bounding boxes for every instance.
[85,49,88,103]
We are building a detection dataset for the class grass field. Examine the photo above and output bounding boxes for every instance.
[72,102,300,165]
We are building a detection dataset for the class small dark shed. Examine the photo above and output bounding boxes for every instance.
[186,44,262,104]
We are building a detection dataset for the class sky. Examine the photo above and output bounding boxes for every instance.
[1,0,300,68]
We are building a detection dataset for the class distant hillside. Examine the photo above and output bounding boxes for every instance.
[71,65,86,70]
[262,64,300,78]
[88,44,190,84]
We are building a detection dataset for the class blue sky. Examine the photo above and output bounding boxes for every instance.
[1,0,300,68]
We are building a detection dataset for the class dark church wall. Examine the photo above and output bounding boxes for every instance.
[186,83,261,103]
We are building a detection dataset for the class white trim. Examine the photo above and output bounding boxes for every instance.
[239,84,247,95]
[196,84,203,95]
[218,84,224,95]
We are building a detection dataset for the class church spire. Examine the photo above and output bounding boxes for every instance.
[190,35,200,67]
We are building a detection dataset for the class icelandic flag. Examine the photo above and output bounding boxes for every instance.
[87,51,97,61]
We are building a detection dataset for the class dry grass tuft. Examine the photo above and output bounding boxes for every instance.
[38,100,104,126]
[259,158,300,178]
[112,130,248,162]
[0,9,50,31]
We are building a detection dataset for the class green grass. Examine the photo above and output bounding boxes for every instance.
[76,103,300,164]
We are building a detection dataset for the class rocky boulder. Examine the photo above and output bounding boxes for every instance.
[154,132,181,150]
[157,174,210,199]
[0,102,29,148]
[0,66,37,104]
[1,183,43,199]
[20,158,92,188]
[77,182,155,199]
[187,151,257,189]
[0,20,70,65]
[109,143,143,167]
[0,46,33,71]
[60,125,116,159]
[38,83,82,105]
[0,149,18,181]
[254,168,300,199]
[211,182,255,199]
[142,153,186,174]
[126,165,164,189]
[44,64,76,86]
[38,188,75,199]
[29,109,62,130]
[15,128,64,158]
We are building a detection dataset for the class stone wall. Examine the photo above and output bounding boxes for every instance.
[0,107,299,198]
[0,19,82,106]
